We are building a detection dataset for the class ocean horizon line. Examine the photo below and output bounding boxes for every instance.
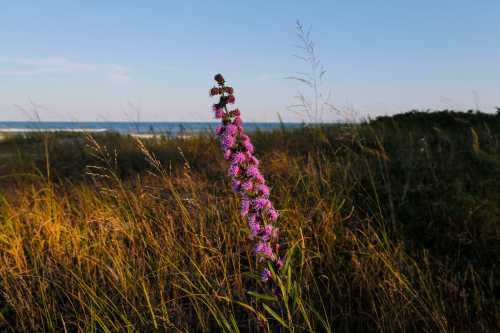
[0,121,307,135]
[0,120,306,124]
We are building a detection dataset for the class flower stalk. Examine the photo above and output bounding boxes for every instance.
[210,73,283,283]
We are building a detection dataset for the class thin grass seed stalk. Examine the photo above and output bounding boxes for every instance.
[210,74,284,284]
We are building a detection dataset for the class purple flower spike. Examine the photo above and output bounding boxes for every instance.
[210,74,282,285]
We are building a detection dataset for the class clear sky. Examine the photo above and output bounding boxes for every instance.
[1,0,499,122]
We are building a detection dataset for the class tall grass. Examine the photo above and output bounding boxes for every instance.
[0,110,499,331]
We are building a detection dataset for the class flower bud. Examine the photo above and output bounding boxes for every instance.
[214,73,225,84]
[209,87,220,96]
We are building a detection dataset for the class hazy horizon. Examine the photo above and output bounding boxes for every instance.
[1,1,499,122]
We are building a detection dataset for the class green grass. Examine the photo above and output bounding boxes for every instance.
[0,110,499,332]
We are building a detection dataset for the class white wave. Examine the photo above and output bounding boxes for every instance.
[0,128,109,133]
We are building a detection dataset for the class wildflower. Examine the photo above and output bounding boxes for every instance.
[276,257,284,269]
[248,155,259,166]
[267,208,279,221]
[249,221,261,237]
[225,124,238,136]
[229,163,240,177]
[242,139,254,154]
[256,184,270,197]
[221,134,235,150]
[223,149,232,160]
[253,198,271,210]
[215,109,225,119]
[210,87,221,96]
[210,73,283,285]
[261,224,274,241]
[213,105,225,118]
[215,124,225,135]
[255,241,274,261]
[247,213,258,225]
[231,179,241,192]
[271,227,279,240]
[261,268,272,282]
[246,165,261,178]
[233,116,243,127]
[232,152,246,164]
[254,173,265,184]
[241,180,253,191]
[241,197,250,217]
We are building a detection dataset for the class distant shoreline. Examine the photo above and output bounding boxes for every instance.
[0,121,305,136]
[0,128,109,133]
[0,130,200,142]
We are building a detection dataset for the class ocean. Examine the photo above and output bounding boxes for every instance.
[0,121,304,136]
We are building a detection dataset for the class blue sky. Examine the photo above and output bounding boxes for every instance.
[1,0,499,122]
